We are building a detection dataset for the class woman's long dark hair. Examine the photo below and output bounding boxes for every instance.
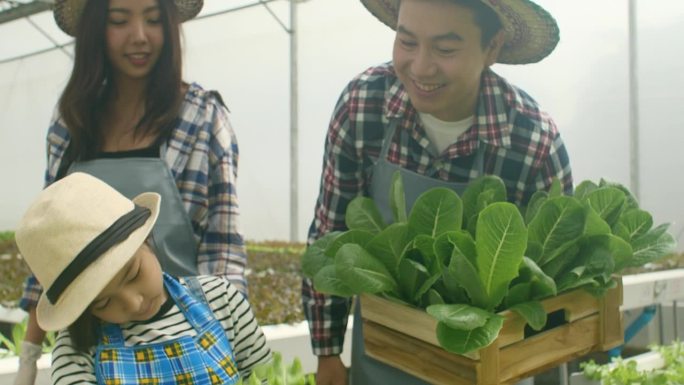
[58,0,184,164]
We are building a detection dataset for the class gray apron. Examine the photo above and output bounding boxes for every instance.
[351,119,485,385]
[68,150,198,277]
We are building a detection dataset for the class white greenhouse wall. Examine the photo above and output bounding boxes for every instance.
[0,0,683,248]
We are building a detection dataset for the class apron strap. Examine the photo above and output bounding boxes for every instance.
[183,276,208,306]
[55,143,74,182]
[164,274,215,330]
[379,119,400,161]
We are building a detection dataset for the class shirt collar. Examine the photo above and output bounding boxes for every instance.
[383,65,518,149]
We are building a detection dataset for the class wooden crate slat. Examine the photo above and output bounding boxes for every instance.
[361,294,439,346]
[364,315,604,385]
[364,320,479,385]
[496,311,529,348]
[599,278,624,350]
[360,278,623,384]
[498,315,599,383]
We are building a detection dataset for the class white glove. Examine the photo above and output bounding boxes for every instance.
[12,341,42,385]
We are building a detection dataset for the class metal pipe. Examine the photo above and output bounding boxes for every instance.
[658,303,664,345]
[289,0,299,242]
[258,0,289,32]
[0,42,73,65]
[0,1,51,25]
[193,0,278,22]
[628,0,640,200]
[25,16,72,59]
[674,301,679,340]
[559,363,568,385]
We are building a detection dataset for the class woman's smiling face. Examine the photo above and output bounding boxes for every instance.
[105,0,165,82]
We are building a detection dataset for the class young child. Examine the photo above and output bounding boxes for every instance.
[15,172,271,385]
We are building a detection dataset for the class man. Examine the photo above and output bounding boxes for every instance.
[303,0,572,384]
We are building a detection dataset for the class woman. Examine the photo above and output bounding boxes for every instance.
[14,1,248,383]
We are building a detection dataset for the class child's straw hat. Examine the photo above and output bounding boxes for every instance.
[16,172,160,331]
[361,0,560,64]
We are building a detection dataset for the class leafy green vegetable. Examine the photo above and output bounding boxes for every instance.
[435,315,505,355]
[325,230,374,257]
[300,231,340,279]
[301,171,677,355]
[335,244,398,294]
[475,202,527,310]
[426,303,493,330]
[581,340,684,385]
[548,178,563,198]
[509,301,546,331]
[629,224,677,269]
[397,258,430,302]
[461,175,506,232]
[574,180,598,201]
[527,196,585,265]
[365,223,410,275]
[391,170,408,223]
[518,257,557,300]
[408,188,463,237]
[312,265,355,297]
[448,251,488,309]
[524,190,548,224]
[237,351,316,385]
[345,197,385,233]
[585,187,626,228]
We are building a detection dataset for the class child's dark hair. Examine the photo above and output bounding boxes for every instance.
[66,311,100,352]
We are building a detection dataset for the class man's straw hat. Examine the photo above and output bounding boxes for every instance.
[360,0,560,64]
[15,172,160,331]
[54,0,204,36]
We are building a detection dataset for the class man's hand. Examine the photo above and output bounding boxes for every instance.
[316,355,348,385]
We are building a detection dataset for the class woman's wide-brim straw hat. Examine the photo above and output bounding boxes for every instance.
[360,0,560,64]
[54,0,204,36]
[15,172,161,331]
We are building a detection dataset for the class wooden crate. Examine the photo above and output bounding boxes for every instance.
[360,278,623,385]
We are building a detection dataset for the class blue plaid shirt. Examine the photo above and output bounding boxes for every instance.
[303,63,573,356]
[20,83,247,310]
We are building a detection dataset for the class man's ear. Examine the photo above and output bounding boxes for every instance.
[485,30,505,67]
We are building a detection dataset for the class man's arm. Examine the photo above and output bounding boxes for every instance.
[303,84,365,384]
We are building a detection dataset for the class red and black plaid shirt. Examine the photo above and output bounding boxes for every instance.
[303,62,573,355]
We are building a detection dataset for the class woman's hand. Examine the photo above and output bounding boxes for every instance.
[316,355,348,385]
[12,341,42,385]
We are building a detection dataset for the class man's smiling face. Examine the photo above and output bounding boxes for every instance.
[392,0,502,122]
